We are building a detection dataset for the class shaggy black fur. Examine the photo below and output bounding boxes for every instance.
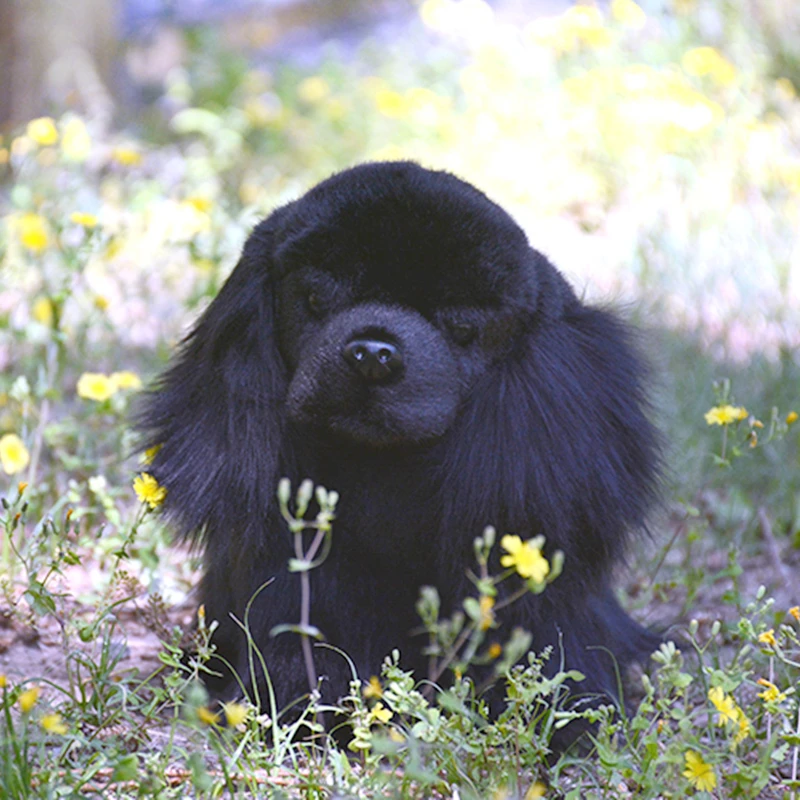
[137,162,661,734]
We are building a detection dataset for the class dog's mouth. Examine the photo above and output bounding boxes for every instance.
[287,385,457,448]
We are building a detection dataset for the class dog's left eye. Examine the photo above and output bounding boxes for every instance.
[448,322,477,346]
[306,291,325,317]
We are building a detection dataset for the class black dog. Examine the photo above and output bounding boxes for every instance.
[139,162,661,729]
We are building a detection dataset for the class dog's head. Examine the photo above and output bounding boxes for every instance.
[263,162,567,447]
[140,160,658,566]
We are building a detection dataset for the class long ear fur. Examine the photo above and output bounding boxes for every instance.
[135,214,289,551]
[438,254,661,586]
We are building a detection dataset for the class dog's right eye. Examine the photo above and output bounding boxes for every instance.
[306,291,325,317]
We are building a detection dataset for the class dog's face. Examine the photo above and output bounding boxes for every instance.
[269,163,543,447]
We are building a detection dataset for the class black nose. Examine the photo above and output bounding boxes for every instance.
[342,338,403,383]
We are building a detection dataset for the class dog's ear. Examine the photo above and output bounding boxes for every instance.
[136,211,291,545]
[440,257,661,581]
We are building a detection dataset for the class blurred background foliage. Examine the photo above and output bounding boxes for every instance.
[0,0,798,586]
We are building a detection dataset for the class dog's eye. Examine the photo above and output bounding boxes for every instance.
[449,322,477,346]
[306,291,324,317]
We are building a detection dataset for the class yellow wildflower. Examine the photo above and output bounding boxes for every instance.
[70,211,98,228]
[704,404,748,425]
[110,371,142,390]
[18,482,28,495]
[297,76,330,104]
[0,674,7,688]
[18,212,49,252]
[363,676,383,699]
[18,685,40,713]
[26,117,59,146]
[375,88,408,119]
[789,606,800,621]
[525,782,547,800]
[734,710,752,744]
[94,295,110,311]
[41,712,68,734]
[112,146,142,167]
[708,686,739,727]
[368,702,393,724]
[61,117,91,161]
[611,0,646,29]
[708,686,751,744]
[223,702,249,728]
[142,444,162,466]
[488,642,502,659]
[32,297,54,326]
[77,372,117,402]
[0,433,30,475]
[133,473,167,510]
[500,535,550,583]
[560,5,612,50]
[682,47,736,86]
[787,411,798,425]
[757,678,787,704]
[683,750,716,792]
[758,629,777,647]
[197,706,220,726]
[478,594,496,631]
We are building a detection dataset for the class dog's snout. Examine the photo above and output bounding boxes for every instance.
[343,338,403,383]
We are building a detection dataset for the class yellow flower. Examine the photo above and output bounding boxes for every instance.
[0,674,7,688]
[32,297,54,326]
[197,706,220,726]
[611,0,646,29]
[375,88,408,119]
[787,411,798,425]
[478,594,496,631]
[367,702,393,724]
[708,686,739,727]
[112,146,142,167]
[77,372,117,401]
[500,535,550,583]
[683,750,716,792]
[134,473,167,509]
[363,676,383,699]
[708,686,751,744]
[525,782,547,800]
[223,702,249,727]
[734,710,752,744]
[26,117,59,146]
[18,482,28,495]
[18,685,40,713]
[789,606,800,621]
[704,405,748,425]
[142,444,162,466]
[488,642,502,659]
[61,117,91,161]
[560,5,612,49]
[297,76,330,104]
[758,629,777,647]
[757,678,787,704]
[682,47,736,86]
[18,212,49,252]
[41,712,68,734]
[0,433,30,475]
[110,371,142,391]
[70,211,98,228]
[94,295,110,311]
